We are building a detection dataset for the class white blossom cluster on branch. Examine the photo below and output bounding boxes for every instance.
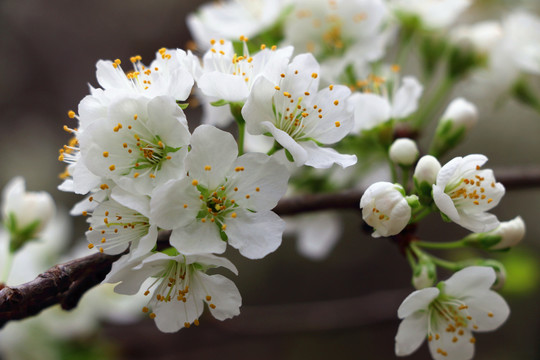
[1,0,539,358]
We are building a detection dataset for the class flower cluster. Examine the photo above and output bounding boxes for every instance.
[41,0,536,357]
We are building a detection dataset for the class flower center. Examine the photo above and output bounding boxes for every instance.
[141,260,217,328]
[447,170,495,208]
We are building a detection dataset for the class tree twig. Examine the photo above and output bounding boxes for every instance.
[0,165,538,328]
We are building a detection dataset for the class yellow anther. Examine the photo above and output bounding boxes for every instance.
[245,194,250,199]
[184,322,190,328]
[275,86,281,90]
[260,44,266,50]
[194,319,200,326]
[114,59,121,65]
[205,165,212,171]
[101,237,106,243]
[335,121,341,127]
[210,39,216,45]
[283,91,291,97]
[329,85,334,90]
[133,173,139,178]
[311,73,318,78]
[255,187,260,192]
[88,243,94,249]
[99,247,104,253]
[391,64,401,72]
[68,110,76,118]
[149,313,156,319]
[82,211,88,216]
[192,179,199,186]
[142,307,149,313]
[221,224,227,230]
[488,312,494,317]
[100,184,109,190]
[209,304,216,309]
[333,100,339,106]
[271,45,277,51]
[109,165,115,171]
[231,212,237,218]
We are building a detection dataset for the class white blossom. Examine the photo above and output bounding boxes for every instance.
[78,95,190,196]
[439,98,478,132]
[414,155,441,187]
[395,266,510,360]
[187,0,287,51]
[391,0,472,30]
[1,177,55,246]
[196,40,293,104]
[150,125,289,259]
[360,182,411,237]
[432,155,505,233]
[348,71,423,132]
[389,138,419,166]
[242,53,357,168]
[283,0,390,79]
[105,252,241,332]
[85,194,158,258]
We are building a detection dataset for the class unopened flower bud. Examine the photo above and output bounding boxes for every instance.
[464,216,525,250]
[360,182,411,238]
[389,138,419,166]
[441,98,478,130]
[414,155,441,186]
[412,254,436,289]
[1,177,55,252]
[430,98,478,157]
[413,155,441,203]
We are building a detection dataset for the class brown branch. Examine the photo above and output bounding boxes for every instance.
[274,165,540,215]
[0,165,538,328]
[0,252,120,328]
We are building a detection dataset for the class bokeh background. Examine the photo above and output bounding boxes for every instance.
[0,0,539,359]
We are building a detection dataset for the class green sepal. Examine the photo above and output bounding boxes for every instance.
[284,149,294,162]
[210,99,229,107]
[176,102,189,110]
[161,247,180,256]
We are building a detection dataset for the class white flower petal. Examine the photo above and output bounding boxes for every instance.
[391,76,423,119]
[427,328,475,360]
[465,290,510,332]
[352,93,392,132]
[228,152,290,211]
[198,72,250,102]
[261,122,308,166]
[225,209,284,259]
[397,287,440,318]
[444,266,496,298]
[150,178,200,229]
[170,219,227,255]
[186,125,238,190]
[395,311,429,356]
[302,141,357,169]
[194,273,241,321]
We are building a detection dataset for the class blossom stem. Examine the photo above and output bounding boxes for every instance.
[267,141,283,156]
[410,206,432,223]
[412,76,455,129]
[229,103,246,155]
[386,155,398,183]
[405,247,417,270]
[410,243,461,271]
[414,239,465,250]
